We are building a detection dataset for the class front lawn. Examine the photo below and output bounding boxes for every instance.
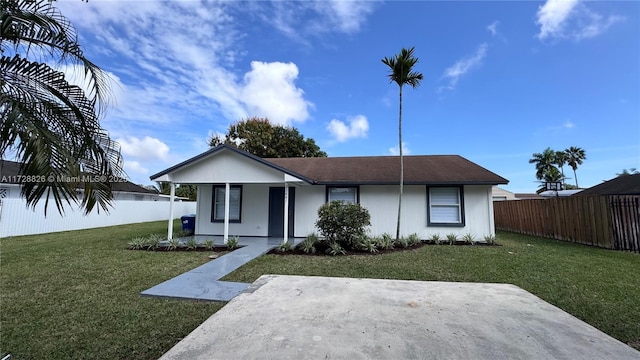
[1,220,223,360]
[2,224,638,359]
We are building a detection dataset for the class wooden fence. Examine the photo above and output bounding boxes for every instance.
[494,195,639,252]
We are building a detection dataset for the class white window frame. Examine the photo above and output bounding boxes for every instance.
[212,185,242,222]
[427,186,464,226]
[327,186,359,204]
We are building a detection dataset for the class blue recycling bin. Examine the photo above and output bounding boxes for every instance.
[181,214,196,235]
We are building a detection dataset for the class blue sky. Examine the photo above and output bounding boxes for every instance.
[54,0,639,193]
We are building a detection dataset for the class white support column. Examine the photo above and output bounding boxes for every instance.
[283,183,289,244]
[223,182,230,244]
[167,182,175,240]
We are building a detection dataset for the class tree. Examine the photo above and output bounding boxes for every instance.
[175,184,197,201]
[554,151,568,186]
[565,146,586,188]
[209,117,327,158]
[617,168,639,176]
[529,147,560,191]
[381,46,423,242]
[1,0,123,215]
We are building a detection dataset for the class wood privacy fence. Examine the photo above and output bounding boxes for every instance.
[494,195,640,252]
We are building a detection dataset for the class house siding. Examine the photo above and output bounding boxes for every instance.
[194,184,496,239]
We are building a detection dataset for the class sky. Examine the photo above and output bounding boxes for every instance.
[53,0,640,193]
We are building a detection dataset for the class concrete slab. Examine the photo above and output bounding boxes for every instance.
[160,275,640,360]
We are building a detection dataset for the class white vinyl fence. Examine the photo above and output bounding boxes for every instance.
[0,198,197,237]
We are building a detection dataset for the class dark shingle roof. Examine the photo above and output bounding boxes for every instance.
[267,155,508,185]
[575,175,640,196]
[0,160,156,194]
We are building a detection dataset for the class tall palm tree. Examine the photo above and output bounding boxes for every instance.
[529,147,558,181]
[382,47,423,242]
[1,0,123,215]
[554,150,568,187]
[565,146,586,188]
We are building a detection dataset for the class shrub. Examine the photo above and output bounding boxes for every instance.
[483,235,496,245]
[145,234,164,250]
[463,233,475,245]
[226,236,239,250]
[166,238,180,251]
[203,238,215,250]
[358,238,379,253]
[429,233,441,244]
[277,242,292,253]
[127,237,147,250]
[407,233,421,246]
[315,201,371,249]
[378,233,394,250]
[446,233,458,243]
[298,234,318,254]
[326,242,346,256]
[185,238,198,250]
[395,237,409,248]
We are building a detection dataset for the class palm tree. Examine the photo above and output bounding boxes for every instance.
[617,168,639,176]
[529,147,557,181]
[554,151,568,186]
[565,146,586,188]
[1,0,123,215]
[382,47,423,242]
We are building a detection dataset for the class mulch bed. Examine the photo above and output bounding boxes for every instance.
[269,240,497,256]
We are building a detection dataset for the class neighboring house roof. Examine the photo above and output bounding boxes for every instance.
[0,160,157,195]
[150,144,508,185]
[539,189,583,197]
[514,193,544,199]
[575,175,640,196]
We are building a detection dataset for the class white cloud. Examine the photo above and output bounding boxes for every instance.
[441,43,488,91]
[535,0,622,41]
[487,21,499,36]
[389,142,411,156]
[124,161,148,175]
[564,121,575,129]
[117,136,169,162]
[239,61,312,126]
[327,115,369,142]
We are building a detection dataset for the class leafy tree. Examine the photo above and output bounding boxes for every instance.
[565,146,586,188]
[175,185,197,201]
[1,0,123,215]
[154,181,171,195]
[617,168,639,176]
[381,46,423,242]
[209,117,327,158]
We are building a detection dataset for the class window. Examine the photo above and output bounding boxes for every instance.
[428,187,464,226]
[327,187,358,204]
[212,185,242,222]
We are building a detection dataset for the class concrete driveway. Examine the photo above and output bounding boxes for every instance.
[160,275,640,360]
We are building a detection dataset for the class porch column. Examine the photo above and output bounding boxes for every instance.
[167,182,175,240]
[223,182,230,244]
[283,183,289,244]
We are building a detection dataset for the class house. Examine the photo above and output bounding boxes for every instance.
[150,145,508,243]
[574,174,640,196]
[514,193,544,200]
[0,159,180,201]
[492,187,516,201]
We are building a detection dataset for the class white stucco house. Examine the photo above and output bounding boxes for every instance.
[150,144,509,243]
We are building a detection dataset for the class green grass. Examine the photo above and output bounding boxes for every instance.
[223,231,640,349]
[1,220,224,359]
[2,225,639,359]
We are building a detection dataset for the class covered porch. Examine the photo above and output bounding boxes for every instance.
[149,145,314,245]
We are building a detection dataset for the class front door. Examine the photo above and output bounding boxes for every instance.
[268,187,295,237]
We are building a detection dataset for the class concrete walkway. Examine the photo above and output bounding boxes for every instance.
[160,275,640,360]
[141,237,301,301]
